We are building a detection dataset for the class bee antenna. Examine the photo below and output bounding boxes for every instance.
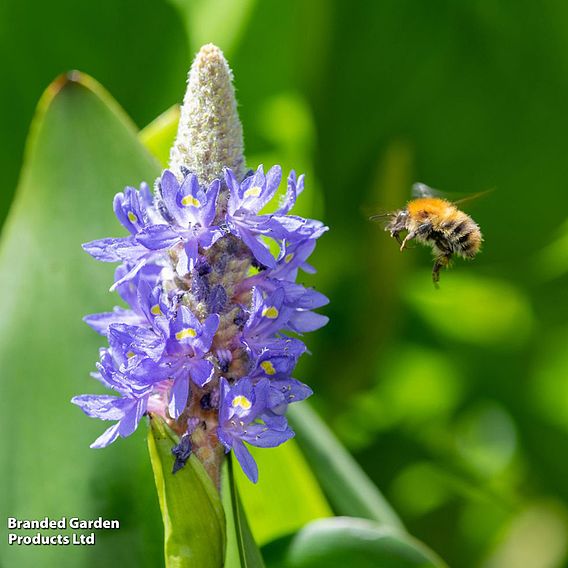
[369,212,395,222]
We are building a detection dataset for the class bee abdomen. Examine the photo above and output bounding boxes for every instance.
[456,227,482,257]
[451,220,468,236]
[441,215,481,257]
[441,217,467,237]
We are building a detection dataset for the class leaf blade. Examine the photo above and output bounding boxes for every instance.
[283,517,447,568]
[0,73,163,567]
[235,441,332,546]
[223,456,266,568]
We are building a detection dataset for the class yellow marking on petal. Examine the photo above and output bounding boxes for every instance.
[262,306,279,319]
[150,304,162,316]
[181,195,202,207]
[126,351,135,359]
[260,361,276,375]
[232,395,252,410]
[127,211,138,223]
[175,328,197,340]
[244,186,262,198]
[284,253,294,263]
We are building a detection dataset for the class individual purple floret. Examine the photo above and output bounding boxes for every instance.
[136,171,222,275]
[217,378,294,483]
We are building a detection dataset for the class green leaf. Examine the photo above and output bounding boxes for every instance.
[288,403,405,531]
[276,517,447,568]
[235,441,332,545]
[147,415,226,568]
[223,456,266,568]
[0,73,163,567]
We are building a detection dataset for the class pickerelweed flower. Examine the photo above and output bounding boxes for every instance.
[72,44,328,485]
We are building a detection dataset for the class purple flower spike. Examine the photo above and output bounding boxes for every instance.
[73,44,327,485]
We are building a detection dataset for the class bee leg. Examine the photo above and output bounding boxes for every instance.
[399,231,416,251]
[401,222,432,252]
[390,230,403,246]
[432,253,452,286]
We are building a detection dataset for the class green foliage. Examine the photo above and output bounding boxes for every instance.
[0,74,162,567]
[234,441,332,546]
[288,404,405,531]
[263,518,446,568]
[223,457,266,568]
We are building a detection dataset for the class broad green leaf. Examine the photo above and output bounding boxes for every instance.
[235,441,332,545]
[0,73,163,567]
[223,457,266,568]
[148,415,226,568]
[288,403,405,531]
[139,105,180,168]
[277,517,447,568]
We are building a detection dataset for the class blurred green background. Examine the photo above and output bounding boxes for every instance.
[3,1,568,567]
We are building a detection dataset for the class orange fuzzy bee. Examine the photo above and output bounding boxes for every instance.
[373,183,483,285]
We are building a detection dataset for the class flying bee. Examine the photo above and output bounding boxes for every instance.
[372,183,484,285]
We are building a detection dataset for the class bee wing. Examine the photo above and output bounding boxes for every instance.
[412,182,494,206]
[411,182,442,198]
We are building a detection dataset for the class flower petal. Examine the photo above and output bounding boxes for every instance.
[90,423,121,448]
[71,394,128,420]
[238,228,276,268]
[168,374,190,419]
[188,358,214,388]
[242,423,294,448]
[289,311,329,333]
[136,224,180,250]
[233,440,259,483]
[159,169,185,226]
[82,237,141,262]
[83,308,140,335]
